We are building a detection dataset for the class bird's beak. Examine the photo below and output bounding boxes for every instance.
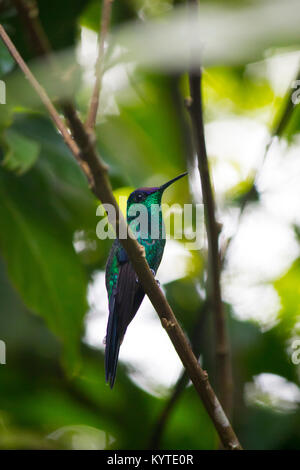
[159,172,188,192]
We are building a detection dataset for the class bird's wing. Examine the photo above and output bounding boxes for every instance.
[105,246,145,388]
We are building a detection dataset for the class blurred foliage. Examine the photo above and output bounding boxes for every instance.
[204,66,275,117]
[0,0,299,451]
[274,259,300,336]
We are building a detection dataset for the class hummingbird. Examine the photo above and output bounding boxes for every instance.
[105,172,188,388]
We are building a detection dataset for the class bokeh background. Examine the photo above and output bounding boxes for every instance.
[0,0,300,449]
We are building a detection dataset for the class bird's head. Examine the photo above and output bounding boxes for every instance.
[126,172,188,211]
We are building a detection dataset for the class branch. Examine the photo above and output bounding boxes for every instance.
[11,0,52,56]
[188,70,233,417]
[0,24,79,156]
[0,24,242,450]
[10,0,83,143]
[85,0,113,131]
[186,0,232,418]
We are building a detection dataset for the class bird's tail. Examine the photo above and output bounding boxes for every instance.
[105,262,144,388]
[105,295,121,389]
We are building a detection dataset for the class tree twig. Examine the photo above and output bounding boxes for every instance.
[10,0,83,138]
[188,70,233,417]
[186,0,232,418]
[11,0,52,56]
[85,0,113,131]
[0,23,242,450]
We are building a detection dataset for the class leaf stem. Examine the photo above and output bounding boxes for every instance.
[85,0,114,131]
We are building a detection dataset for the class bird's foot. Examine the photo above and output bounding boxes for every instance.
[136,269,160,285]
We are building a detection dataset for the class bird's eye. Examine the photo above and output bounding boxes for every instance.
[136,193,143,201]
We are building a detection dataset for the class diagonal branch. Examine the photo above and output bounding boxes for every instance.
[85,0,114,131]
[0,23,242,450]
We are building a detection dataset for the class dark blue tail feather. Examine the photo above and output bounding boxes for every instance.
[105,262,145,388]
[105,294,121,388]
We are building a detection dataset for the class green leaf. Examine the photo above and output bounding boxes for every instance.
[204,66,275,116]
[159,386,217,449]
[80,0,136,32]
[0,41,15,75]
[274,258,300,334]
[96,74,187,187]
[2,129,40,174]
[281,103,300,142]
[225,178,259,207]
[0,0,90,61]
[0,169,88,370]
[8,113,96,230]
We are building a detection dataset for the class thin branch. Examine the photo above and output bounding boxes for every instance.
[186,0,232,418]
[188,70,233,417]
[11,0,52,56]
[0,24,242,450]
[0,24,79,157]
[10,0,83,139]
[85,0,113,131]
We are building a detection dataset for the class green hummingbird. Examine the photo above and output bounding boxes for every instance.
[105,172,188,388]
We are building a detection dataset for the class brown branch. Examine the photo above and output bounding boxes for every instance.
[188,69,233,417]
[186,0,232,418]
[0,23,242,450]
[0,24,79,157]
[10,0,83,142]
[11,0,52,56]
[85,0,113,131]
[149,78,211,449]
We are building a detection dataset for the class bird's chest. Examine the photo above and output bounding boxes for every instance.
[130,206,166,272]
[139,236,166,272]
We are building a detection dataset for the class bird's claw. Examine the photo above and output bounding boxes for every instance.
[136,269,160,286]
